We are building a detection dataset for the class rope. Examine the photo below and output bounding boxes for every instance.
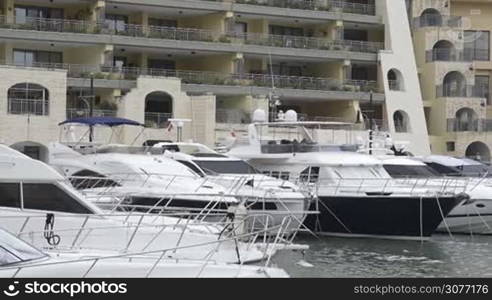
[44,213,61,246]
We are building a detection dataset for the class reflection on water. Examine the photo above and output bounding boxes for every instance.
[272,234,492,277]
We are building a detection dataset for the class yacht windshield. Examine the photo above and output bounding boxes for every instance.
[193,160,259,175]
[383,165,440,178]
[0,229,46,266]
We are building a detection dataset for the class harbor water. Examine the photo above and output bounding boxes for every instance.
[271,234,492,277]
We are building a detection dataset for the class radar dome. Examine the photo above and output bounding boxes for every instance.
[252,109,267,123]
[284,110,298,122]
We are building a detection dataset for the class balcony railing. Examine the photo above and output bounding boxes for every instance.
[413,15,462,28]
[446,119,492,133]
[66,108,117,119]
[0,15,382,53]
[8,98,49,116]
[144,112,173,128]
[426,49,473,62]
[232,0,376,15]
[436,85,487,98]
[1,61,381,94]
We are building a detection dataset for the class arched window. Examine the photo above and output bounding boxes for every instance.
[431,40,455,61]
[466,142,491,163]
[454,108,478,131]
[387,68,404,91]
[144,91,173,128]
[7,83,49,116]
[420,8,442,26]
[393,110,410,133]
[442,71,467,97]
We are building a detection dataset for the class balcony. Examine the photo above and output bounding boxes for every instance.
[1,61,383,101]
[66,108,117,119]
[436,85,486,98]
[412,15,462,28]
[233,0,376,15]
[0,16,382,54]
[8,98,49,116]
[425,49,472,63]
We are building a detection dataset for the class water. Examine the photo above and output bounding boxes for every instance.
[271,234,492,277]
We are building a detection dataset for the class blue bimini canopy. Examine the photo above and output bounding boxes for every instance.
[59,117,144,127]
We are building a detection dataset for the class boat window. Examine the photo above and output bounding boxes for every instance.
[70,169,120,190]
[331,167,384,179]
[461,165,492,177]
[192,160,259,174]
[0,183,21,208]
[0,229,45,266]
[22,183,93,214]
[383,165,440,178]
[176,160,206,177]
[300,167,320,183]
[425,163,460,176]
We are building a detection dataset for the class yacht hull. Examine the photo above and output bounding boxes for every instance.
[304,195,462,239]
[437,199,492,234]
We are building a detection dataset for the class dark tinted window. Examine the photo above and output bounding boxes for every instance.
[177,160,205,177]
[193,160,258,174]
[383,165,440,178]
[425,163,460,176]
[23,183,93,214]
[0,183,21,208]
[300,167,320,183]
[70,170,120,190]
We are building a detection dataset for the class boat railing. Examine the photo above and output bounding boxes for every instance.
[4,214,295,277]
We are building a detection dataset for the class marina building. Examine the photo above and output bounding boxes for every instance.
[0,0,430,157]
[409,0,492,162]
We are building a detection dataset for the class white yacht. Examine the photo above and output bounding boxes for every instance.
[226,110,468,240]
[0,228,288,278]
[0,144,284,264]
[155,141,312,233]
[381,156,492,234]
[48,142,239,217]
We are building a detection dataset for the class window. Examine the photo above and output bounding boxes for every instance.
[149,18,177,28]
[475,75,490,104]
[177,160,205,177]
[0,183,21,208]
[148,59,175,70]
[14,5,63,24]
[343,29,368,41]
[464,31,490,61]
[269,25,303,36]
[383,165,439,178]
[7,83,49,116]
[192,160,259,175]
[300,167,320,183]
[13,49,62,66]
[446,141,456,152]
[144,92,173,128]
[22,183,93,214]
[105,14,128,32]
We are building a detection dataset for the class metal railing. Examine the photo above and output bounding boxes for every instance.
[233,0,376,15]
[0,15,382,53]
[447,118,492,133]
[436,84,487,98]
[413,15,462,28]
[426,49,473,62]
[7,98,49,115]
[144,112,173,128]
[388,80,402,91]
[66,108,117,119]
[1,61,381,93]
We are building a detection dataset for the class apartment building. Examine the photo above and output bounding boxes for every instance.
[409,0,492,162]
[0,0,429,159]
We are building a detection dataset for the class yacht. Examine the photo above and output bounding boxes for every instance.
[155,141,312,233]
[226,110,468,240]
[381,156,492,234]
[0,228,288,278]
[48,142,239,217]
[0,144,285,264]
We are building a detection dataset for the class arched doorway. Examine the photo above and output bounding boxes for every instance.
[144,91,173,128]
[10,141,49,163]
[466,142,491,163]
[432,40,455,61]
[420,8,442,26]
[7,83,50,116]
[442,71,467,97]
